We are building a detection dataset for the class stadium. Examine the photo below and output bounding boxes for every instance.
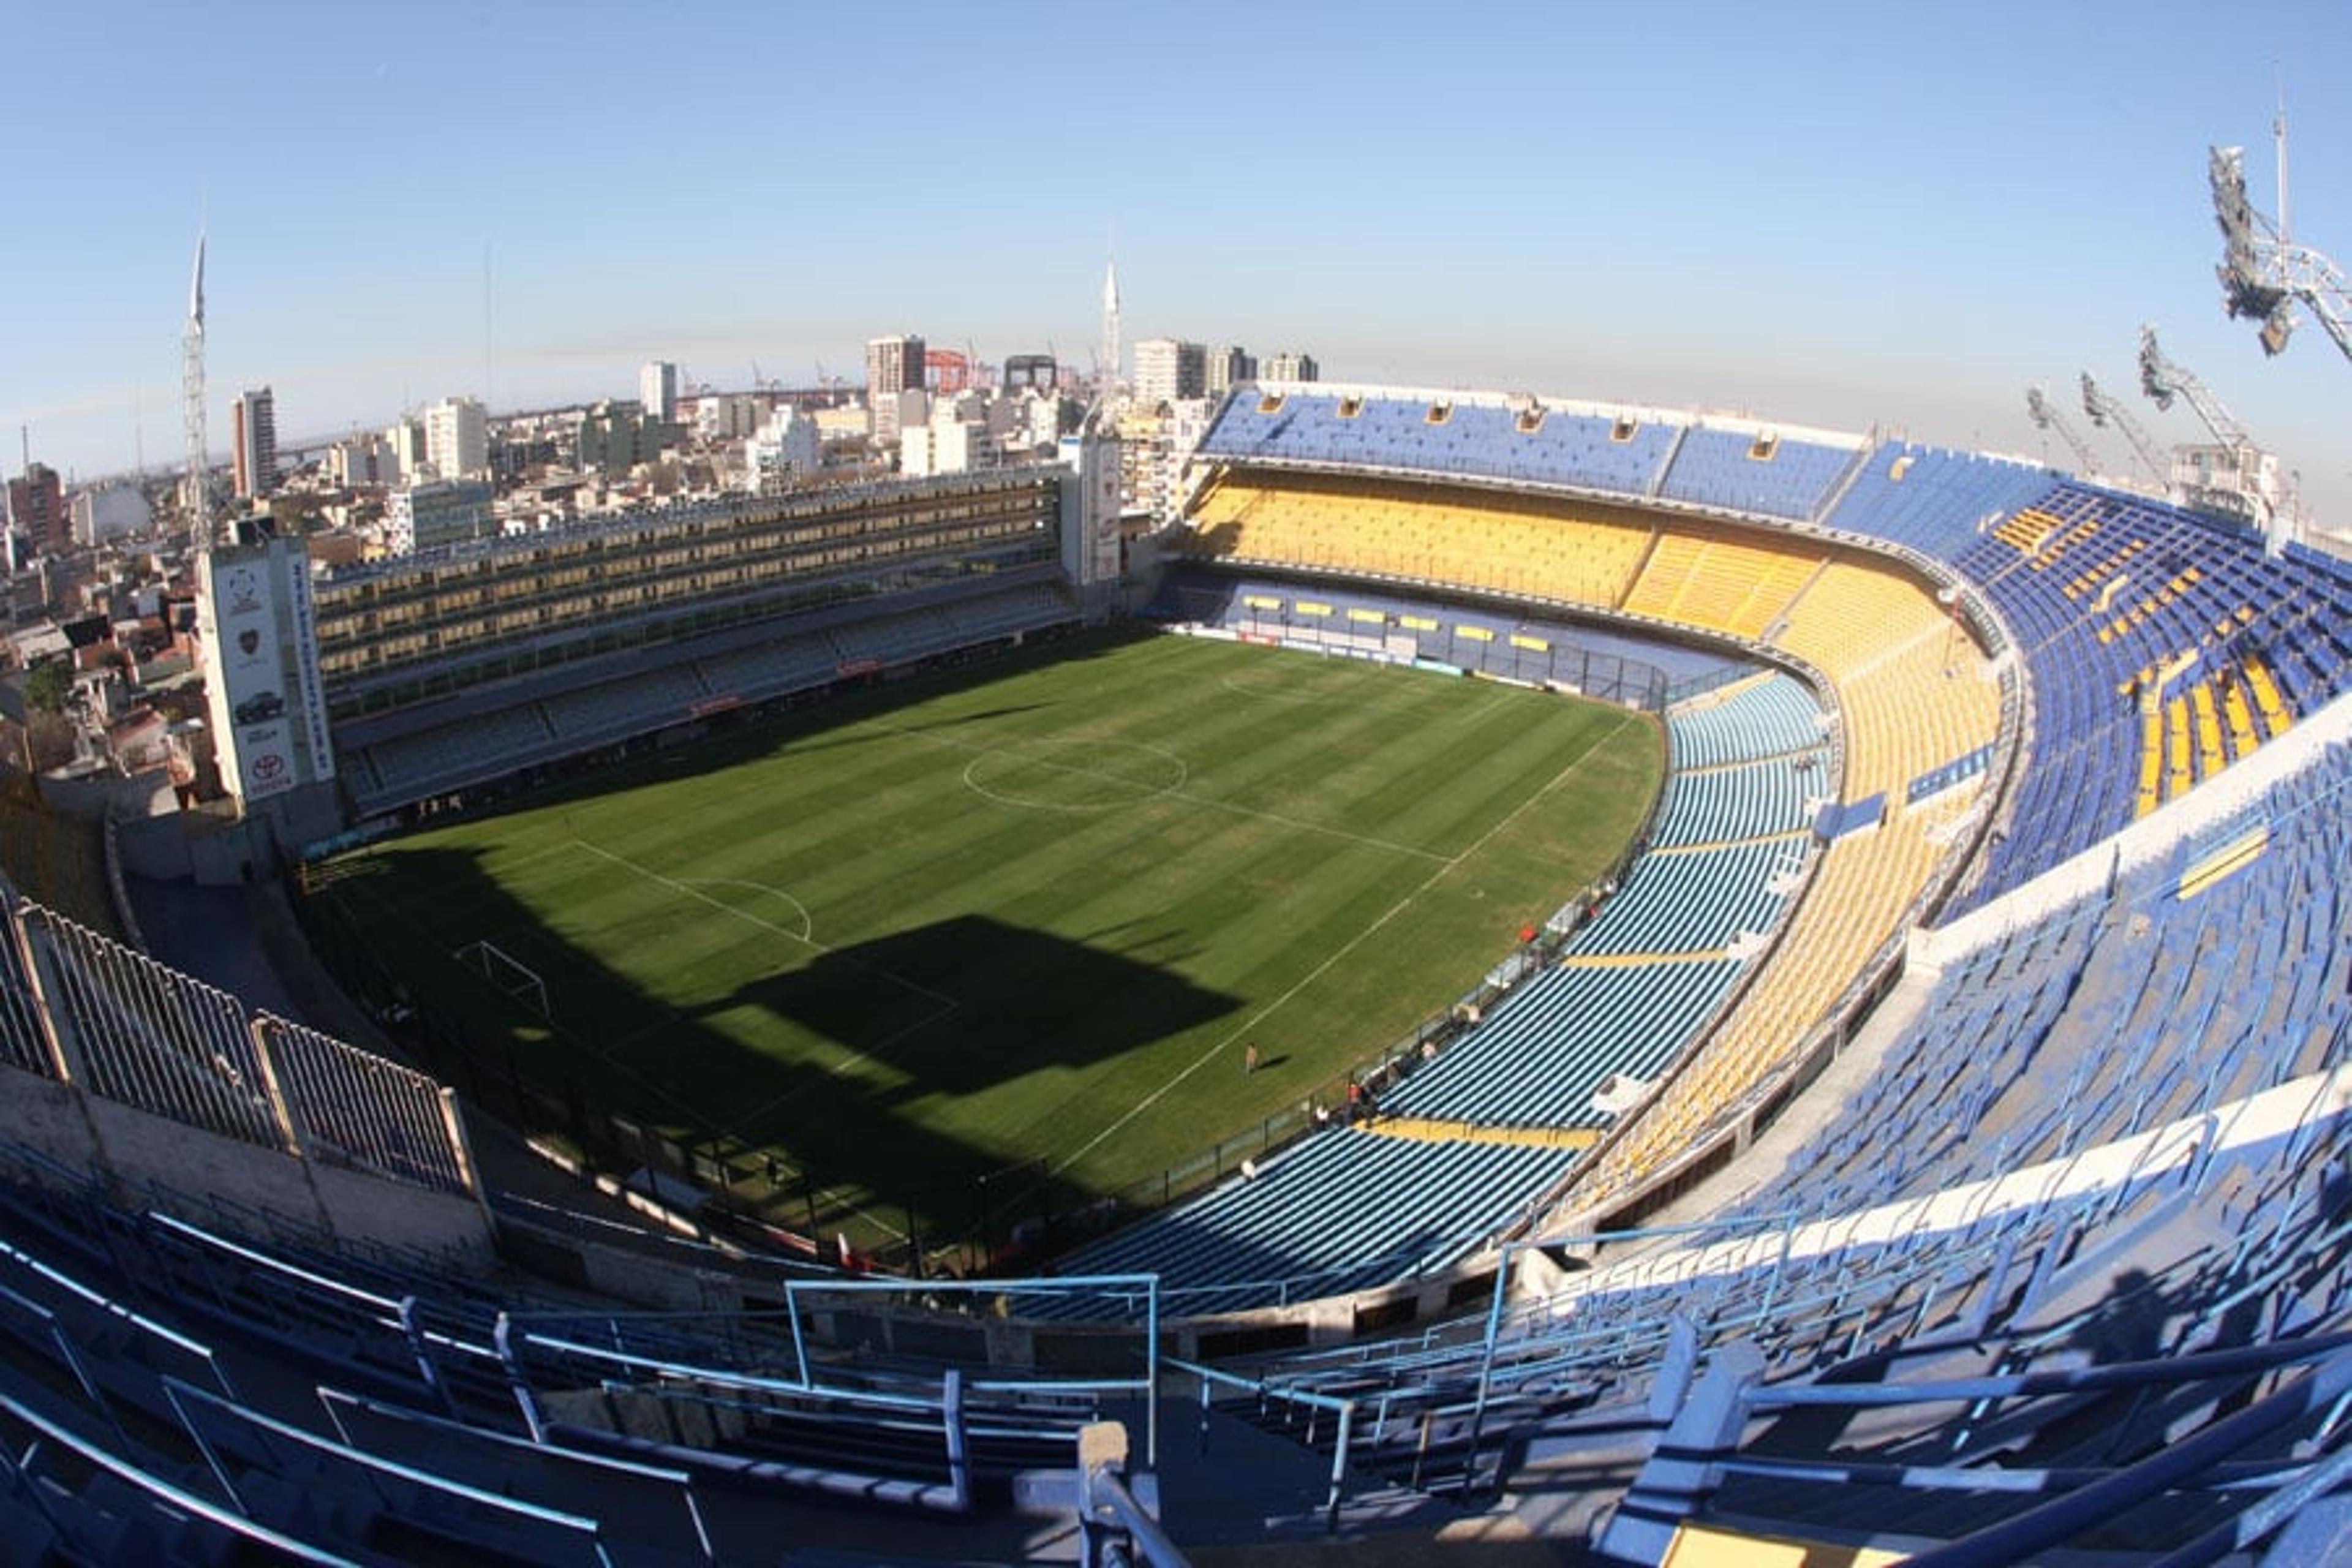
[0,341,2345,1564]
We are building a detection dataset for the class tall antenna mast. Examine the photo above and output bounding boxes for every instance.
[1099,249,1121,394]
[483,239,496,411]
[183,230,211,549]
[2273,78,2290,252]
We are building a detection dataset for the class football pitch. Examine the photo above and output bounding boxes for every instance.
[318,630,1662,1253]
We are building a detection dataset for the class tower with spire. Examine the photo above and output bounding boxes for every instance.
[183,232,211,547]
[1100,253,1121,394]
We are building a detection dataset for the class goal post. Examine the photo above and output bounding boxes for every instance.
[454,939,551,1019]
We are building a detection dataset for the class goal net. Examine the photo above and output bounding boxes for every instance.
[454,939,551,1018]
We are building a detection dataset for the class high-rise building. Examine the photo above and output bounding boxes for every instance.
[1132,339,1207,408]
[329,432,402,488]
[386,479,496,555]
[423,397,488,481]
[1005,353,1057,393]
[639,360,680,424]
[865,335,925,440]
[1262,350,1319,383]
[695,394,759,443]
[70,485,153,548]
[574,402,661,473]
[744,405,820,489]
[6,463,67,556]
[232,386,279,499]
[1205,345,1257,398]
[386,417,429,482]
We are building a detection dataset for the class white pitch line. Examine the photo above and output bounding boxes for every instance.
[573,837,962,1125]
[874,717,1456,864]
[1179,790,1453,864]
[1052,711,1642,1175]
[684,878,815,943]
[487,835,601,880]
[328,864,714,1129]
[571,838,958,1008]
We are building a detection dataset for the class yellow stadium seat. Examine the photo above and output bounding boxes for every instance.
[2166,696,2193,801]
[2221,675,2260,758]
[2192,682,2225,778]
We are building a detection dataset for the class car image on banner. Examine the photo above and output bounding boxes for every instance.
[233,690,285,727]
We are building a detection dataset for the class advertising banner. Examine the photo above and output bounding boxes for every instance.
[208,553,297,801]
[283,548,336,783]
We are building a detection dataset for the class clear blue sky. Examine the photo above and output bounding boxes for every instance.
[6,0,2347,524]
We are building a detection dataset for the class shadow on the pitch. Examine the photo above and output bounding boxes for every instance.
[722,914,1237,1095]
[306,848,1243,1267]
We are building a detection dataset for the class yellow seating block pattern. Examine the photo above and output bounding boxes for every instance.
[2136,699,2165,818]
[1618,523,1826,639]
[1186,474,1656,610]
[1771,562,2001,804]
[2244,657,2292,739]
[1576,804,1960,1209]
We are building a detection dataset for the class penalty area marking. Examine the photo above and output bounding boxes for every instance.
[570,838,956,1009]
[680,878,814,944]
[573,836,962,1130]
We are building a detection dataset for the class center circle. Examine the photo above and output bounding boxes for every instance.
[963,739,1188,812]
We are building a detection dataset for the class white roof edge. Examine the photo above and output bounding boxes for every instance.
[1246,380,1873,451]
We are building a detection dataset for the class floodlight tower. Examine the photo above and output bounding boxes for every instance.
[2079,372,2169,488]
[2026,385,2100,475]
[182,232,212,548]
[2138,325,2285,538]
[2140,326,2257,453]
[2210,101,2352,362]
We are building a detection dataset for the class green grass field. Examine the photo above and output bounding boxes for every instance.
[319,630,1662,1253]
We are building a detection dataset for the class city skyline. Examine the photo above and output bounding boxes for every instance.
[2,1,2346,524]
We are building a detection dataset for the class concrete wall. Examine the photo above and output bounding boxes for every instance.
[115,810,195,880]
[0,1061,493,1265]
[36,768,173,823]
[111,806,253,886]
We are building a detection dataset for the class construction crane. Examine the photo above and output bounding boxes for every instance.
[2026,385,2099,475]
[2209,99,2352,363]
[2079,372,2169,488]
[924,348,973,395]
[2138,325,2281,533]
